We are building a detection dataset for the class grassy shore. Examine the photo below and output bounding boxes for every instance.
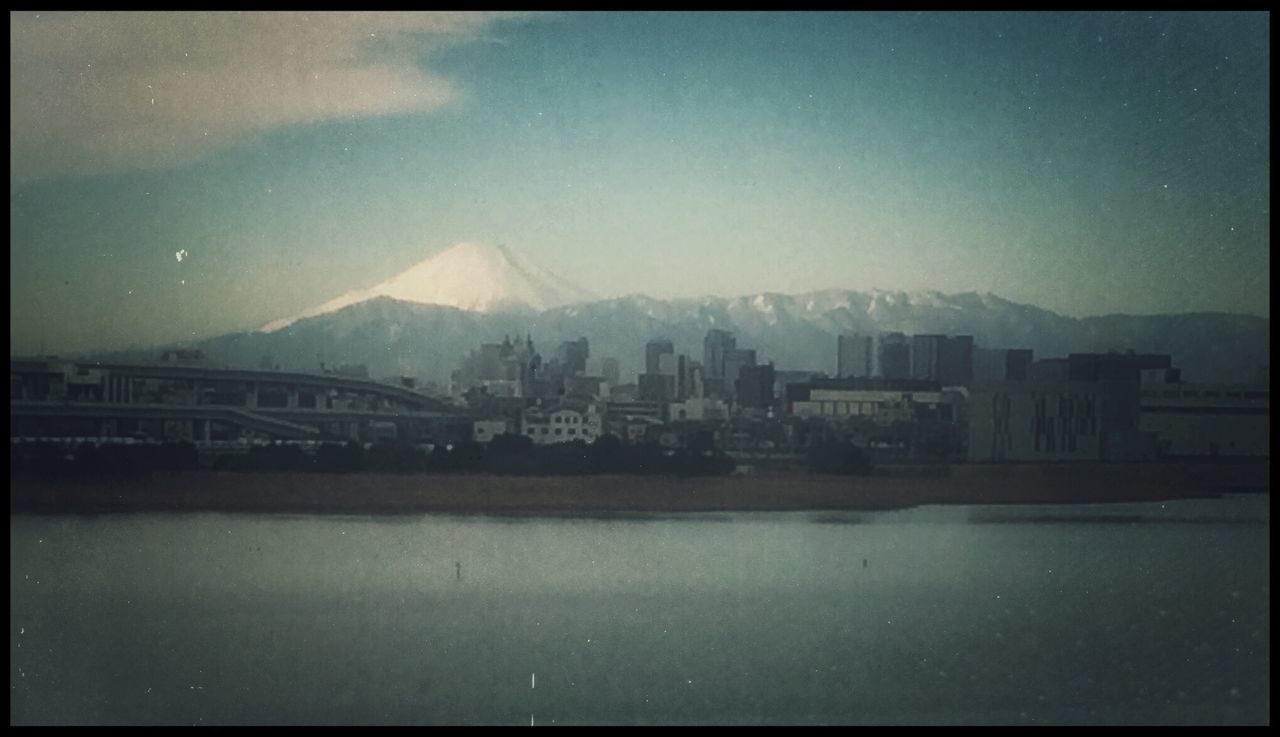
[9,461,1268,516]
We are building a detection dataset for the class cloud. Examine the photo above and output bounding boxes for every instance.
[9,11,530,182]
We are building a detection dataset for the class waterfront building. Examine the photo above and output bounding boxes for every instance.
[1139,381,1269,458]
[967,378,1151,462]
[788,379,957,425]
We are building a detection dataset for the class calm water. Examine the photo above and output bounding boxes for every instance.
[10,495,1270,725]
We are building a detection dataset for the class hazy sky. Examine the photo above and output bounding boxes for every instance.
[10,11,1270,355]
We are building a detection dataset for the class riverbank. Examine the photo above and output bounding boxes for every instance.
[9,461,1268,516]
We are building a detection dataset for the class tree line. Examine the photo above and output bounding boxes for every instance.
[11,432,873,477]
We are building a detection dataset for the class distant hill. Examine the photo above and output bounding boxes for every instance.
[91,290,1269,387]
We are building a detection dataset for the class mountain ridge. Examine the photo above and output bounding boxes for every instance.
[261,241,597,332]
[85,289,1270,389]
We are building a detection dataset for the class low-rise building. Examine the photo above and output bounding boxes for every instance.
[471,419,510,444]
[967,379,1152,462]
[521,406,602,445]
[786,379,957,425]
[1139,383,1269,458]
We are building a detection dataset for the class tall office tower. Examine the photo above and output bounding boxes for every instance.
[645,338,674,376]
[723,348,757,388]
[837,334,872,379]
[675,356,704,400]
[938,335,975,386]
[911,334,945,381]
[736,363,776,410]
[878,332,911,380]
[586,356,621,386]
[556,337,589,375]
[703,329,736,379]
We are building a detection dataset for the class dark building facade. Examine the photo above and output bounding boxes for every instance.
[878,332,911,380]
[837,334,873,379]
[703,329,736,380]
[735,363,776,410]
[557,337,589,376]
[645,339,674,376]
[638,372,676,403]
[938,335,974,386]
[911,335,944,381]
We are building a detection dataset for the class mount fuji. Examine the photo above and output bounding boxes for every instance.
[89,242,1268,389]
[260,242,595,332]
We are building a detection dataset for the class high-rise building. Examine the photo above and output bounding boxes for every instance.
[938,335,974,386]
[637,373,676,402]
[974,348,1033,384]
[736,363,776,410]
[703,329,736,379]
[837,334,873,379]
[911,334,945,381]
[723,348,757,388]
[556,337,589,375]
[586,356,620,386]
[878,332,911,380]
[675,355,704,400]
[645,338,675,376]
[1005,349,1032,381]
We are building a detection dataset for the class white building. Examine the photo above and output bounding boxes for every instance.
[668,397,730,422]
[472,419,509,444]
[521,406,602,445]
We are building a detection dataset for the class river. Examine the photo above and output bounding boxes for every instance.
[9,494,1269,725]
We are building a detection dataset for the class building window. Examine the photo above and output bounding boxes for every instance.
[569,428,576,435]
[541,428,549,435]
[555,416,562,424]
[555,428,562,436]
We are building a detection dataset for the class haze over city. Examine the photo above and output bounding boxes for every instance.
[9,11,1270,356]
[9,12,1271,728]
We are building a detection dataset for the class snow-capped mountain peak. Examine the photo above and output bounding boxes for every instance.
[262,242,594,332]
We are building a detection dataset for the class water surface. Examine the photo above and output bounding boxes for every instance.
[10,495,1269,725]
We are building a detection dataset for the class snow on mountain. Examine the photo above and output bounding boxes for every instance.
[123,282,1267,390]
[261,242,595,333]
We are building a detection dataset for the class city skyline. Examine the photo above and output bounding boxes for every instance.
[10,11,1270,356]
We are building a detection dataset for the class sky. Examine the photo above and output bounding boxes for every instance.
[9,11,1270,355]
